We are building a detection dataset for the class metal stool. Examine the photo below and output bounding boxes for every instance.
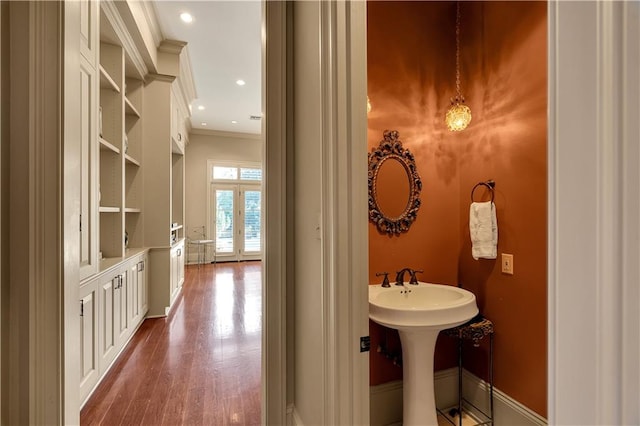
[189,239,215,267]
[441,315,494,426]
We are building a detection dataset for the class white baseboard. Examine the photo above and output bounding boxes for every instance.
[461,370,547,426]
[370,379,403,426]
[369,368,547,426]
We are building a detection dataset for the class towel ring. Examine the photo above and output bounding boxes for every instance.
[471,180,495,203]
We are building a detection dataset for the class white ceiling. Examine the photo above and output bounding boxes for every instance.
[153,1,262,135]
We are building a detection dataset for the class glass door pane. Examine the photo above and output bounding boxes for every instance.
[243,190,261,253]
[215,189,234,254]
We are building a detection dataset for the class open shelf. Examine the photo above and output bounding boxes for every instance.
[125,154,140,167]
[124,207,141,213]
[99,206,120,213]
[124,97,141,117]
[99,137,120,154]
[99,64,120,92]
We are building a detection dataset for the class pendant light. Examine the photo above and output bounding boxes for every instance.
[445,1,471,131]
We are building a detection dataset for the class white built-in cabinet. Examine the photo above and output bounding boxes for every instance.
[76,0,192,409]
[80,251,148,404]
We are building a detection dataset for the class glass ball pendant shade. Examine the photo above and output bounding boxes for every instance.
[446,98,471,131]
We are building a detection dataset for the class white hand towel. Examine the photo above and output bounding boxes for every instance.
[469,201,498,260]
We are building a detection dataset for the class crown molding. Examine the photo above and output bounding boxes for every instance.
[146,73,176,83]
[179,44,198,103]
[142,1,163,48]
[190,128,262,140]
[158,39,187,55]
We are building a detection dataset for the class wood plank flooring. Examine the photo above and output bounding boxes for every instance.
[81,261,262,425]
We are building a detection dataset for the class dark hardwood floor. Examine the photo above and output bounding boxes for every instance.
[81,261,262,425]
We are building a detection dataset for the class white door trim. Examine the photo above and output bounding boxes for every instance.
[5,1,71,424]
[263,2,290,425]
[318,1,369,424]
[548,1,640,424]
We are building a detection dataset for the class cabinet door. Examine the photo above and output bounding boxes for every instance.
[138,258,147,314]
[177,243,185,287]
[79,290,98,402]
[170,89,185,152]
[129,263,141,326]
[116,273,129,342]
[99,276,117,372]
[170,247,178,299]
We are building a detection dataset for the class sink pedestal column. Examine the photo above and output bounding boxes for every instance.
[398,328,440,426]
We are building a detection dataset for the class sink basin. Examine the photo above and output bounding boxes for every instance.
[369,282,478,331]
[369,282,478,426]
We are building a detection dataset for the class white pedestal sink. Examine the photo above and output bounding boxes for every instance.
[369,282,478,426]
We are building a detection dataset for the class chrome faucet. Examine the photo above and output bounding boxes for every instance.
[395,268,424,286]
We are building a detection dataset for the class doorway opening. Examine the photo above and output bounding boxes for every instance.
[208,161,263,263]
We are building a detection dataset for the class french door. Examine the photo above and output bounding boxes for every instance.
[211,183,262,262]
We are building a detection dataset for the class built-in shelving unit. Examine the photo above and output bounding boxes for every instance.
[98,13,145,265]
[78,0,194,408]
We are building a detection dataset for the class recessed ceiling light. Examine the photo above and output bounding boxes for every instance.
[201,122,207,126]
[231,120,238,124]
[180,12,193,23]
[236,79,246,86]
[197,105,205,111]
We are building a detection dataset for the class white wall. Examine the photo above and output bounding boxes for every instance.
[184,130,262,244]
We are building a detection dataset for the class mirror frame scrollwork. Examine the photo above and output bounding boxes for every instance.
[368,130,422,235]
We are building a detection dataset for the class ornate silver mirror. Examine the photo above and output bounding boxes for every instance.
[368,130,422,235]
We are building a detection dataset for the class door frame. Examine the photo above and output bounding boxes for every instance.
[548,2,640,424]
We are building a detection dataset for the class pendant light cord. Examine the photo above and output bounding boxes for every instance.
[455,1,462,101]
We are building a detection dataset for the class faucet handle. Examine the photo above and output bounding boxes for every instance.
[409,269,424,285]
[375,272,390,287]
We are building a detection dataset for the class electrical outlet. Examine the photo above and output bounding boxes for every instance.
[501,253,514,275]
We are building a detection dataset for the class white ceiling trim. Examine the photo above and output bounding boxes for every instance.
[142,1,164,48]
[158,38,186,54]
[191,128,262,140]
[156,40,196,117]
[179,45,198,103]
[103,0,148,79]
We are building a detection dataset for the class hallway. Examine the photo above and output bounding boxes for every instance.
[80,262,262,425]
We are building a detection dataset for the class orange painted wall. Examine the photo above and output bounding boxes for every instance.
[367,1,547,417]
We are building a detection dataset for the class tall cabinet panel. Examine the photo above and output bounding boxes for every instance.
[79,0,98,64]
[79,56,99,280]
[78,0,99,280]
